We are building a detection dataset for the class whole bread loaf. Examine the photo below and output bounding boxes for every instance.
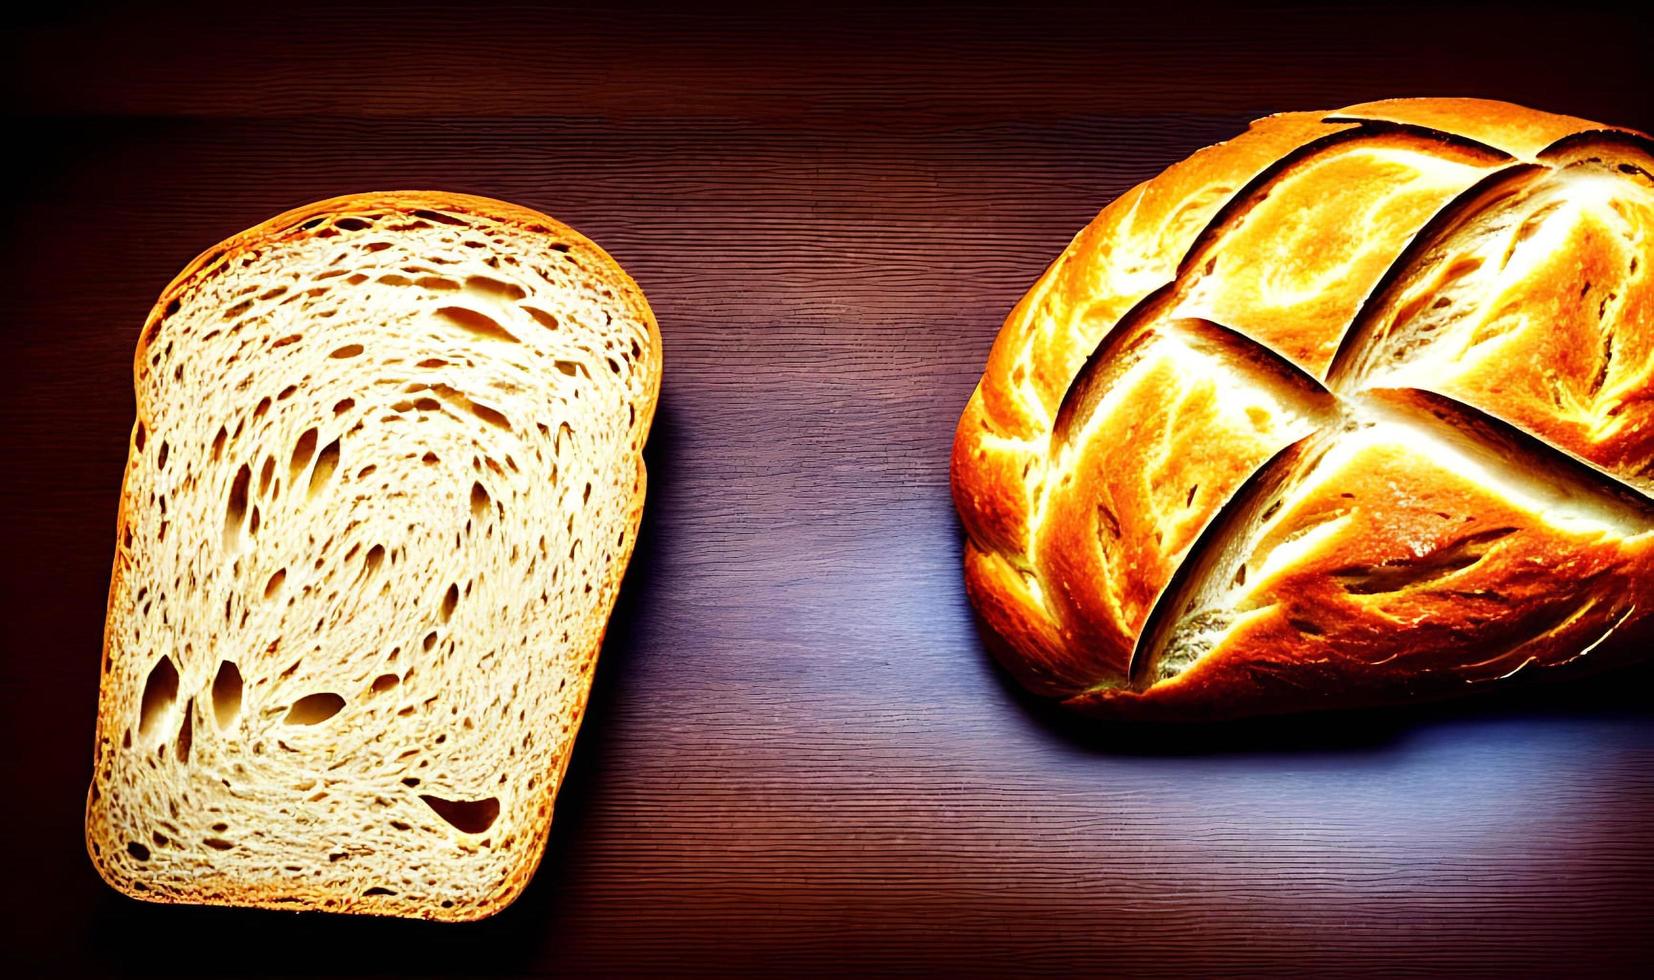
[86,192,660,919]
[952,98,1654,720]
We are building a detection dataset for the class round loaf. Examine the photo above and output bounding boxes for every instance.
[951,98,1654,720]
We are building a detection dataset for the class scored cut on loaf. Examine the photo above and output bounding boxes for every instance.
[86,191,661,919]
[952,98,1654,721]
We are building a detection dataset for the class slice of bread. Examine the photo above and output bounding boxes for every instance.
[85,192,661,920]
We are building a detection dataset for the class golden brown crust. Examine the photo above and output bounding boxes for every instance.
[1331,97,1630,160]
[953,99,1654,721]
[1344,146,1654,490]
[951,113,1350,677]
[87,191,660,920]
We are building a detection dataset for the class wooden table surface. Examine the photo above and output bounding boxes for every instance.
[6,2,1653,975]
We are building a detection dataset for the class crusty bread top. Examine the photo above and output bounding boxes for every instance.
[952,99,1654,718]
[87,192,660,919]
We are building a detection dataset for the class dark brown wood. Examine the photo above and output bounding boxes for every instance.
[5,2,1653,974]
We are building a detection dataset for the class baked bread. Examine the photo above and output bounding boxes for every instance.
[952,98,1654,721]
[85,192,660,919]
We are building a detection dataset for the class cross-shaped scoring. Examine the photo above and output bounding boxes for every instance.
[953,98,1654,720]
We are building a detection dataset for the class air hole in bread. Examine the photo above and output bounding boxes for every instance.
[464,275,527,301]
[364,545,386,578]
[284,693,345,726]
[308,439,341,498]
[419,794,500,834]
[363,887,397,897]
[470,481,491,517]
[554,361,583,378]
[137,655,179,741]
[440,585,460,623]
[522,306,559,330]
[175,698,194,763]
[436,306,518,344]
[203,838,235,851]
[371,673,399,693]
[222,464,252,551]
[289,428,318,481]
[128,842,150,861]
[330,343,365,359]
[212,661,242,729]
[469,401,510,430]
[411,209,469,227]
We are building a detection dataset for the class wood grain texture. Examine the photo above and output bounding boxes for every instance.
[4,1,1653,974]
